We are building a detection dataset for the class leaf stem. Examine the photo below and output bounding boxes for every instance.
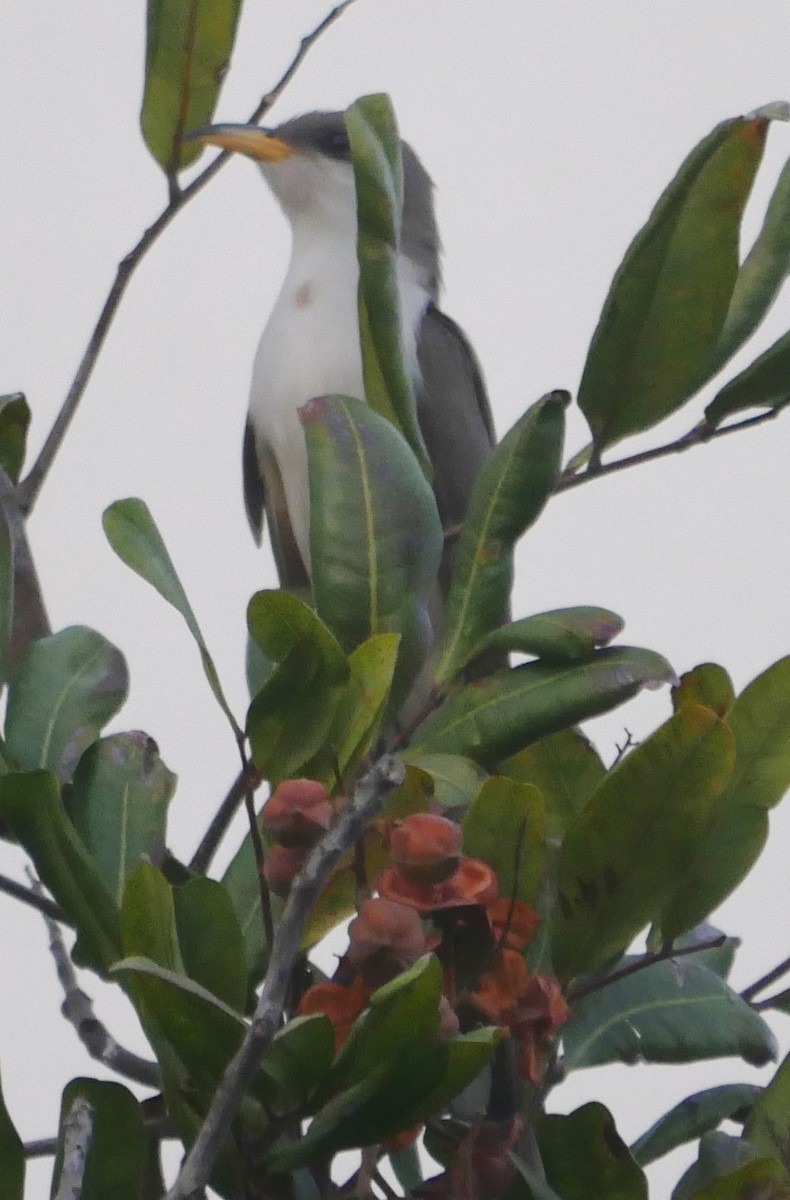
[236,734,274,954]
[188,766,255,874]
[17,0,361,515]
[0,872,70,924]
[554,408,780,497]
[566,933,726,1003]
[741,951,790,1002]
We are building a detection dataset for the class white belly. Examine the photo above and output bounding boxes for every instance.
[249,240,429,568]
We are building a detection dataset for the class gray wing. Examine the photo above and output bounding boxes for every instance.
[416,304,496,590]
[242,417,310,591]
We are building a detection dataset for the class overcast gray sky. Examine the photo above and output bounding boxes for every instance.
[4,2,790,1195]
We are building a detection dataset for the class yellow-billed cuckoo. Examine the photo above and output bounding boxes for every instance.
[198,110,495,597]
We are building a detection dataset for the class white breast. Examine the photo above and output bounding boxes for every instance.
[249,224,430,569]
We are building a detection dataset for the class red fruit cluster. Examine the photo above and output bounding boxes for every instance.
[260,778,333,896]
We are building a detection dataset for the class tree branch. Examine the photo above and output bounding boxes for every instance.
[166,754,405,1200]
[33,875,160,1089]
[52,1096,94,1200]
[17,0,361,515]
[566,933,726,1003]
[189,765,256,873]
[554,408,781,497]
[741,951,790,1003]
[0,872,69,924]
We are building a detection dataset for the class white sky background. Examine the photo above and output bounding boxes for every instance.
[3,2,790,1196]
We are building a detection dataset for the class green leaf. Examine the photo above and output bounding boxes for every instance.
[552,705,735,979]
[435,391,568,684]
[103,499,238,734]
[631,1084,761,1168]
[462,776,546,905]
[510,1158,565,1200]
[141,0,242,175]
[173,877,248,1012]
[121,860,180,971]
[745,1049,790,1167]
[0,771,121,973]
[221,830,272,987]
[678,1143,790,1200]
[468,606,624,668]
[388,1142,423,1194]
[4,627,128,782]
[0,1066,23,1200]
[708,144,790,374]
[673,664,736,719]
[659,656,790,942]
[578,114,772,452]
[246,590,349,781]
[257,1014,336,1117]
[0,394,30,484]
[563,958,776,1071]
[538,1103,648,1200]
[50,1079,147,1200]
[345,93,429,469]
[705,327,790,428]
[66,733,176,905]
[497,728,606,839]
[0,502,13,686]
[303,394,442,703]
[414,646,675,766]
[402,751,485,813]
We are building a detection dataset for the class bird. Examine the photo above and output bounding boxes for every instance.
[196,110,495,610]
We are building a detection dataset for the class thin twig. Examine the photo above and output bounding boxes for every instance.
[566,933,726,1003]
[24,1137,59,1159]
[166,754,404,1200]
[0,873,70,924]
[52,1097,94,1200]
[31,873,160,1089]
[554,408,781,497]
[17,0,360,515]
[741,951,790,1002]
[237,734,274,953]
[189,766,255,873]
[754,987,790,1013]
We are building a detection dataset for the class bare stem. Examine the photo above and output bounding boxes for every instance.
[17,0,361,515]
[52,1097,94,1200]
[554,408,781,497]
[741,951,790,1003]
[166,754,404,1200]
[189,766,256,873]
[0,873,70,924]
[566,933,726,1003]
[237,734,275,954]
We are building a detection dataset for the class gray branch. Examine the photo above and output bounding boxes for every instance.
[166,754,405,1200]
[53,1097,94,1200]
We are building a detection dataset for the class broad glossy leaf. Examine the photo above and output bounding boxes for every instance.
[631,1084,761,1168]
[0,504,12,685]
[462,776,546,905]
[0,394,30,484]
[538,1103,648,1200]
[659,656,790,942]
[563,958,776,1070]
[745,1049,790,1166]
[246,590,349,782]
[50,1079,146,1200]
[579,114,771,451]
[673,664,736,719]
[674,1135,789,1200]
[67,733,176,905]
[141,0,242,174]
[435,392,568,684]
[103,499,238,733]
[173,877,247,1011]
[121,860,180,971]
[346,94,428,467]
[403,752,485,813]
[705,327,790,427]
[5,627,127,782]
[498,727,606,839]
[220,831,273,986]
[0,771,121,973]
[256,1014,336,1117]
[708,145,790,374]
[303,395,442,704]
[0,1066,23,1200]
[415,646,675,766]
[552,706,734,979]
[468,606,624,668]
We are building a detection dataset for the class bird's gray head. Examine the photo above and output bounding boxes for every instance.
[196,110,441,296]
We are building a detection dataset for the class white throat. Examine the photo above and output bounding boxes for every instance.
[249,217,431,568]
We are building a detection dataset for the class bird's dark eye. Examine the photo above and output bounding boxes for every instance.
[319,127,350,160]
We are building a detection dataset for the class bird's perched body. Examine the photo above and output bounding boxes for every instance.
[199,110,495,601]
